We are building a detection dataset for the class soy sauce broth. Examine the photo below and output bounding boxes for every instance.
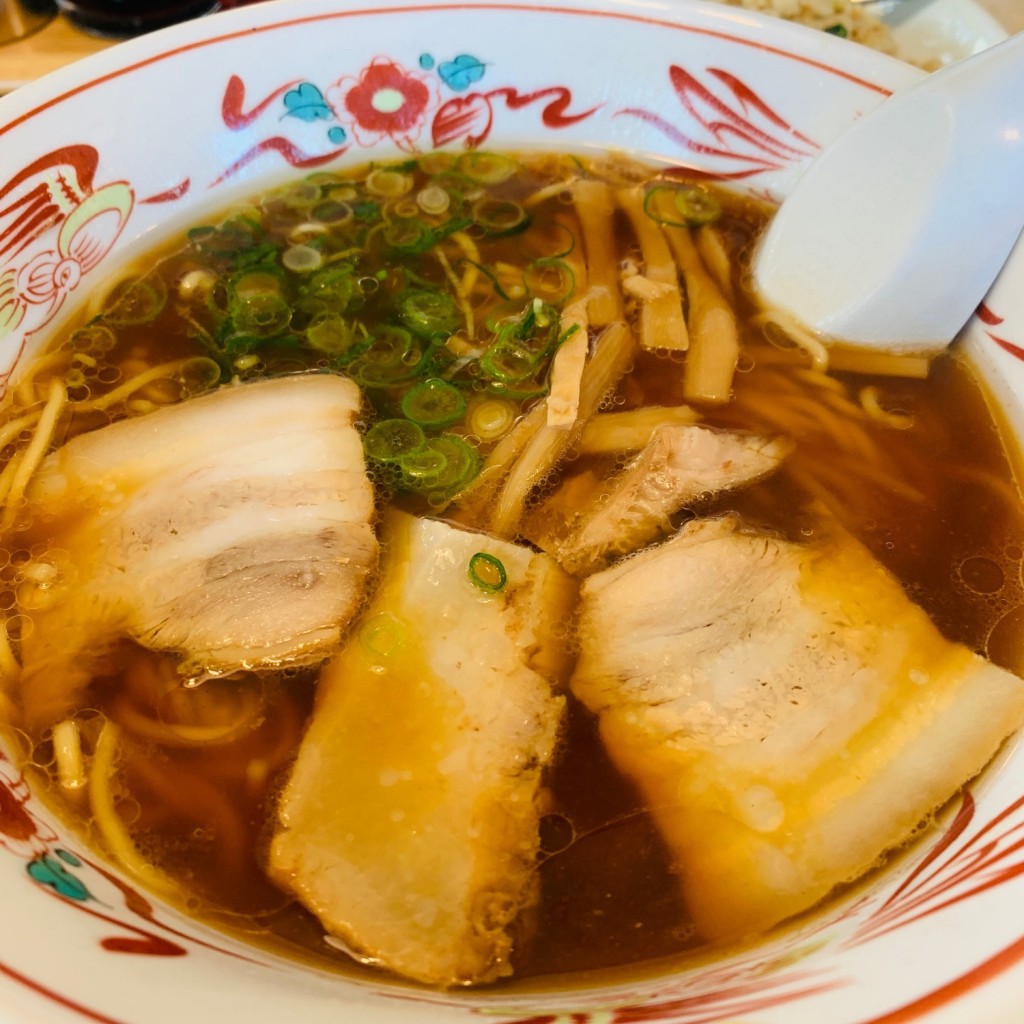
[4,150,1024,989]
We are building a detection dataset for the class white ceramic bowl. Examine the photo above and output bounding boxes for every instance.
[2,2,1024,1022]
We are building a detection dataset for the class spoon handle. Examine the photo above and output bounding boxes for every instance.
[753,33,1024,351]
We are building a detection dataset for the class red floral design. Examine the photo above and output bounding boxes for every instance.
[432,86,600,149]
[977,303,1024,362]
[0,146,133,395]
[616,65,819,181]
[329,59,438,150]
[848,791,1024,947]
[0,752,56,859]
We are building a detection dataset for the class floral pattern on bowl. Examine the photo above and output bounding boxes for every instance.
[1,2,1023,1023]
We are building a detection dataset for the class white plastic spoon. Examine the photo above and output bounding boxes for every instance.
[753,32,1024,353]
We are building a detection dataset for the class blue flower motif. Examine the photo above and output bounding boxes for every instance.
[283,82,334,123]
[28,851,92,901]
[437,54,486,92]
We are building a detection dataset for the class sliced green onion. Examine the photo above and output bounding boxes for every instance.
[312,200,353,225]
[233,353,263,372]
[399,445,449,482]
[426,170,474,210]
[471,197,530,236]
[383,214,473,256]
[352,199,382,224]
[467,398,517,441]
[460,258,511,301]
[416,185,451,216]
[825,23,849,36]
[352,355,426,388]
[364,325,414,366]
[643,183,722,227]
[221,331,275,355]
[287,222,329,245]
[298,266,356,314]
[176,268,218,301]
[478,300,559,382]
[363,419,425,463]
[228,270,291,338]
[383,218,432,252]
[397,288,461,340]
[524,219,577,261]
[479,340,544,383]
[399,434,480,497]
[177,356,223,396]
[231,294,292,337]
[486,378,550,401]
[306,313,366,360]
[350,327,426,386]
[394,198,421,219]
[400,378,467,428]
[281,181,321,208]
[419,152,456,175]
[231,269,282,299]
[70,323,118,354]
[456,152,519,185]
[188,217,267,267]
[359,612,406,658]
[366,168,414,198]
[523,258,576,304]
[468,552,507,593]
[103,275,168,325]
[282,245,324,273]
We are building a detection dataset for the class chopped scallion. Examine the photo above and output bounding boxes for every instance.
[282,181,321,208]
[397,289,461,341]
[472,196,530,236]
[103,276,168,325]
[228,281,291,338]
[312,199,353,225]
[282,245,324,273]
[306,313,366,360]
[400,378,467,428]
[467,552,507,593]
[383,218,432,252]
[366,168,414,198]
[643,183,722,227]
[359,612,406,658]
[400,445,450,482]
[363,419,426,462]
[524,258,576,304]
[457,152,519,185]
[467,397,517,440]
[298,267,356,315]
[416,185,451,216]
[399,435,480,498]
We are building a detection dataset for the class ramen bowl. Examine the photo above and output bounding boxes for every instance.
[2,1,1024,1022]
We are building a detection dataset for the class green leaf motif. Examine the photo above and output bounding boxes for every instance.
[28,851,92,901]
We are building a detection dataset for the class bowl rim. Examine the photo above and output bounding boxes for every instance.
[1,4,1024,1024]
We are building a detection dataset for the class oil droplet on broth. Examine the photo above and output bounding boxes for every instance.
[958,555,1005,595]
[987,604,1024,675]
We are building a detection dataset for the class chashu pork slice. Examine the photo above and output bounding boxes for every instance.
[572,515,1024,942]
[529,424,789,576]
[19,373,377,725]
[269,510,576,987]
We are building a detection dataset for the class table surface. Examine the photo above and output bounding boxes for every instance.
[0,0,1021,91]
[983,0,1024,31]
